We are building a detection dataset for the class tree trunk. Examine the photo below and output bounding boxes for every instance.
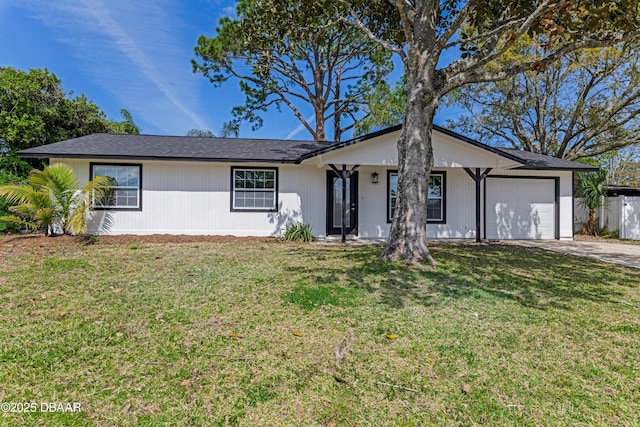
[586,210,598,235]
[380,80,437,265]
[315,105,326,141]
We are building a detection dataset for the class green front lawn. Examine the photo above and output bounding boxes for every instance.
[1,239,639,426]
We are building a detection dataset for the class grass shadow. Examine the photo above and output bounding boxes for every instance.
[284,243,640,310]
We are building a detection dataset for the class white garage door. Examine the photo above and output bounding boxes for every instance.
[621,196,640,240]
[485,178,556,240]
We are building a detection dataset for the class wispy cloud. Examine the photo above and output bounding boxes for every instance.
[284,114,315,140]
[79,0,209,130]
[221,5,237,18]
[19,0,212,134]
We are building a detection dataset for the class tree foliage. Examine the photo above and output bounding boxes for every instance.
[600,145,640,186]
[109,109,140,134]
[186,125,239,138]
[334,0,640,263]
[575,169,608,235]
[192,0,393,141]
[354,76,406,136]
[0,67,139,174]
[0,168,25,233]
[186,129,217,137]
[0,163,112,236]
[447,38,640,161]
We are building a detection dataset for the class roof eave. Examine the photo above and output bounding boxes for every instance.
[514,165,600,172]
[18,152,300,164]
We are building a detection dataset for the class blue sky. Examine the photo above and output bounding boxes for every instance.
[1,0,457,140]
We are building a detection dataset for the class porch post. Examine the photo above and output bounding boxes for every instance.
[475,168,481,243]
[464,167,493,243]
[341,164,347,243]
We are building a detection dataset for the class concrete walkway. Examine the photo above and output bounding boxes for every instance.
[507,240,640,269]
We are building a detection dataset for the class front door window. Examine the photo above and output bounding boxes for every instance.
[332,177,351,228]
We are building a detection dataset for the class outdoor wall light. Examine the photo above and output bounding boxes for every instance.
[371,171,379,184]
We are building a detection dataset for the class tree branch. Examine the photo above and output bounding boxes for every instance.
[336,0,407,62]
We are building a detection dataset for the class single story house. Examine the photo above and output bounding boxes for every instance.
[17,125,596,240]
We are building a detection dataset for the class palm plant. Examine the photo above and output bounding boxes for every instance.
[0,163,112,235]
[575,170,607,236]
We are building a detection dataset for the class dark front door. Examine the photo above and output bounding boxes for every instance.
[326,171,358,236]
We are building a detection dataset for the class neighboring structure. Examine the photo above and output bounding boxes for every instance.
[17,125,596,240]
[577,186,640,240]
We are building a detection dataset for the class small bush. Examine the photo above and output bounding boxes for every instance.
[281,222,315,242]
[0,169,27,233]
[600,229,619,239]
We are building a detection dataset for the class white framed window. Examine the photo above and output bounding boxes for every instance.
[387,171,446,223]
[91,163,142,210]
[231,167,278,211]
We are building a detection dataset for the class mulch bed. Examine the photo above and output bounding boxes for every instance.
[0,233,277,249]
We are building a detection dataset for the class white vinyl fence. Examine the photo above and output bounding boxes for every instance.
[620,196,640,240]
[574,196,640,240]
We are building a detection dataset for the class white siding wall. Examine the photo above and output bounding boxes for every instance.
[56,159,325,236]
[311,129,521,169]
[438,168,477,238]
[357,167,481,239]
[54,159,571,239]
[355,166,389,238]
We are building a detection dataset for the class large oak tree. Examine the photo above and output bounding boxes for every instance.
[448,38,640,161]
[335,0,640,263]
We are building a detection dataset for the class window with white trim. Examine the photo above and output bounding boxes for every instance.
[231,167,278,211]
[91,164,141,209]
[388,171,445,223]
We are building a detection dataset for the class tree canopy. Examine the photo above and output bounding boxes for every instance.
[354,76,406,136]
[186,129,217,137]
[192,0,393,141]
[186,125,239,138]
[447,38,640,161]
[603,145,640,186]
[0,67,139,174]
[334,0,640,263]
[109,109,140,135]
[0,67,139,154]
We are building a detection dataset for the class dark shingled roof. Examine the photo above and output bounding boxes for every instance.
[17,133,338,164]
[604,185,640,197]
[17,127,598,171]
[496,148,598,171]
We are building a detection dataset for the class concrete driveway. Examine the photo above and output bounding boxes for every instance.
[508,240,640,269]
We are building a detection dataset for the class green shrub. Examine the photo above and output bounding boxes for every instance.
[281,222,315,242]
[0,169,27,233]
[600,228,620,239]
